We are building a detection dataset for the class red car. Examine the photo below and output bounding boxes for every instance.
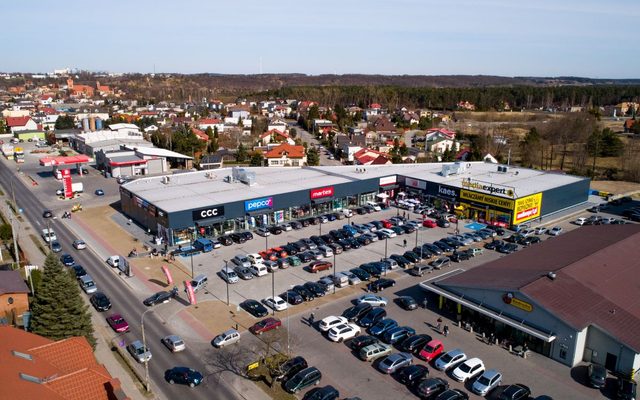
[107,313,130,333]
[249,317,282,335]
[423,219,437,228]
[381,219,393,229]
[418,339,444,361]
[271,247,288,258]
[259,250,278,261]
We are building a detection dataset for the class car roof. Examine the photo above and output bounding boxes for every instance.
[481,369,501,378]
[464,357,483,366]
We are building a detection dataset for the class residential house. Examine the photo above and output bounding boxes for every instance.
[353,148,392,165]
[267,118,288,133]
[227,105,250,120]
[197,118,224,133]
[369,116,396,140]
[5,116,38,133]
[457,101,476,111]
[0,271,30,327]
[0,326,130,400]
[143,125,159,133]
[425,128,456,141]
[365,103,383,119]
[258,129,295,146]
[401,111,420,126]
[38,94,54,105]
[191,128,210,142]
[426,137,460,154]
[264,143,306,167]
[312,119,333,133]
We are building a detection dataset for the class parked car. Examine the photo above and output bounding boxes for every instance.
[72,239,87,250]
[472,369,502,396]
[263,296,288,311]
[400,334,432,354]
[60,254,75,266]
[396,296,418,310]
[218,235,233,245]
[498,384,531,400]
[255,227,271,237]
[319,316,348,332]
[358,294,388,307]
[106,314,129,333]
[369,318,398,337]
[161,334,186,352]
[435,389,469,400]
[143,290,173,306]
[588,363,607,388]
[229,233,246,243]
[304,281,326,297]
[241,299,269,317]
[452,357,485,382]
[417,377,450,399]
[164,367,203,387]
[284,367,322,393]
[281,290,304,305]
[307,260,332,273]
[358,307,387,328]
[275,356,308,382]
[350,335,380,352]
[127,340,152,363]
[303,385,339,400]
[396,364,429,386]
[212,329,241,347]
[435,348,467,371]
[450,251,472,263]
[292,285,315,301]
[367,278,395,293]
[377,352,413,374]
[616,377,637,400]
[234,265,254,280]
[418,339,444,361]
[430,257,451,269]
[350,268,371,281]
[90,292,112,312]
[382,326,416,344]
[548,226,563,236]
[327,323,361,342]
[72,264,87,278]
[250,317,282,335]
[342,302,373,322]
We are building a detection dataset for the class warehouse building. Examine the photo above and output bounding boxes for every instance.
[120,161,589,245]
[420,225,640,375]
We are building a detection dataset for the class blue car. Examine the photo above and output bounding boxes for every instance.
[342,225,358,235]
[369,318,398,336]
[382,326,416,344]
[359,308,387,328]
[60,254,75,266]
[51,241,62,253]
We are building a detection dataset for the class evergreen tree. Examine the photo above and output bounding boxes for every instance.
[236,143,247,162]
[249,151,264,166]
[307,147,320,166]
[30,253,96,348]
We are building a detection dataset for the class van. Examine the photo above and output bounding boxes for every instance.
[342,209,353,218]
[79,275,97,294]
[249,263,268,277]
[220,267,239,283]
[409,263,434,277]
[190,274,208,292]
[359,342,393,362]
[330,272,349,288]
[192,238,214,253]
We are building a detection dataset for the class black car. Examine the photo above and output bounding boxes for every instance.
[391,226,405,236]
[400,333,432,353]
[218,235,233,246]
[303,385,339,400]
[328,243,343,254]
[292,285,315,301]
[402,224,416,234]
[588,363,607,388]
[329,230,344,240]
[617,377,637,400]
[355,207,366,215]
[241,299,269,317]
[396,364,429,386]
[497,243,518,254]
[498,384,531,400]
[229,233,246,243]
[350,334,379,351]
[436,219,450,228]
[440,238,460,249]
[308,216,320,225]
[143,291,173,306]
[396,296,418,310]
[367,278,395,293]
[293,240,308,252]
[241,231,254,240]
[450,250,472,263]
[71,264,87,278]
[276,356,309,382]
[304,281,326,297]
[164,367,203,387]
[403,251,421,263]
[42,210,53,218]
[343,302,373,322]
[300,218,311,227]
[282,244,298,256]
[298,252,314,262]
[362,205,375,213]
[359,263,382,278]
[389,254,410,268]
[434,241,454,252]
[349,268,371,281]
[290,221,303,230]
[484,240,504,250]
[340,228,355,238]
[358,307,387,327]
[417,377,449,399]
[338,239,352,250]
[320,234,335,244]
[423,243,443,255]
[347,238,362,249]
[60,254,75,266]
[436,389,468,400]
[90,292,112,311]
[281,290,304,305]
[356,235,371,246]
[310,236,326,246]
[505,234,524,243]
[270,226,283,235]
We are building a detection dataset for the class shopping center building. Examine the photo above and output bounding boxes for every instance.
[120,161,589,245]
[420,225,640,375]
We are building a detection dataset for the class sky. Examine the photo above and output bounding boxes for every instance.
[4,0,639,78]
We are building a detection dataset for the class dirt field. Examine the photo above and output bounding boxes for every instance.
[590,180,640,197]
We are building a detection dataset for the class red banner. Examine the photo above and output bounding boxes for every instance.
[184,280,196,305]
[161,265,173,285]
[62,169,73,199]
[310,186,334,200]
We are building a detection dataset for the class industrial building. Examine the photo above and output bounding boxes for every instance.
[420,225,640,375]
[120,162,589,245]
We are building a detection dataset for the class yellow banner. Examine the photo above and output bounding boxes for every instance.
[513,193,542,224]
[460,190,514,210]
[510,297,533,312]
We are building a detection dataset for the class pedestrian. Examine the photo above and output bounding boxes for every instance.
[309,312,315,325]
[403,239,407,248]
[422,298,428,309]
[443,325,449,337]
[436,317,443,331]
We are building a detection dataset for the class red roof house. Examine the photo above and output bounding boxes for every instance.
[264,143,306,167]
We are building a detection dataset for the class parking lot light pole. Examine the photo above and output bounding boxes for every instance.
[223,259,229,305]
[190,240,194,278]
[384,237,388,276]
[141,309,154,393]
[415,228,418,249]
[271,268,275,315]
[333,252,336,294]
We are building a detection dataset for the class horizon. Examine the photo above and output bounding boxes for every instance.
[5,0,640,78]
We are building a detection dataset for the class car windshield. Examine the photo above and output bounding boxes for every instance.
[113,317,124,324]
[459,363,472,373]
[440,353,453,363]
[477,376,490,385]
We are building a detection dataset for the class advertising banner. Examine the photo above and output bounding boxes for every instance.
[461,178,514,198]
[503,292,533,312]
[460,190,514,210]
[274,210,285,224]
[512,193,543,224]
[405,177,427,190]
[192,205,225,221]
[244,197,273,212]
[437,184,459,199]
[62,169,73,199]
[161,265,173,285]
[379,176,397,186]
[310,186,334,200]
[184,280,196,305]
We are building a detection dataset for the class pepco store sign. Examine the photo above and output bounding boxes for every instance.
[310,186,334,200]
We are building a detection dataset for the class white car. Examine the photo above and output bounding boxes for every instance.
[534,226,548,235]
[41,228,57,243]
[368,203,382,212]
[247,253,264,265]
[212,329,241,348]
[72,239,87,250]
[452,357,485,382]
[378,228,397,238]
[574,217,588,226]
[318,245,333,257]
[263,296,288,311]
[161,334,186,352]
[127,340,152,363]
[435,348,467,371]
[519,228,536,237]
[280,223,292,231]
[255,227,271,237]
[548,226,563,236]
[327,323,361,342]
[319,316,348,332]
[357,294,388,307]
[472,369,503,396]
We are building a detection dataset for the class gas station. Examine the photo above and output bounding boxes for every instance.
[39,155,92,199]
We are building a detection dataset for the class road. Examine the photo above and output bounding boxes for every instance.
[0,162,238,400]
[288,121,343,166]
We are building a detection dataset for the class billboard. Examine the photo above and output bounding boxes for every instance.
[379,176,397,186]
[461,178,515,198]
[512,193,543,224]
[460,190,515,210]
[244,197,273,212]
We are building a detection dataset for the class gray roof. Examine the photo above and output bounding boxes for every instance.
[0,271,30,295]
[110,154,143,163]
[123,162,585,214]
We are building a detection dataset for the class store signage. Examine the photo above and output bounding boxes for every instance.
[460,190,514,210]
[462,178,514,198]
[502,292,533,312]
[379,176,397,186]
[192,205,225,220]
[438,185,458,198]
[513,193,543,224]
[62,169,73,199]
[245,197,273,212]
[406,177,426,190]
[310,186,334,200]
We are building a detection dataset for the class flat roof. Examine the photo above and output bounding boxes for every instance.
[123,162,585,213]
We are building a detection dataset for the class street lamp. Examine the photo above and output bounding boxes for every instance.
[415,227,419,249]
[271,267,275,316]
[384,237,388,276]
[141,309,154,393]
[333,252,336,294]
[189,239,195,278]
[223,259,229,305]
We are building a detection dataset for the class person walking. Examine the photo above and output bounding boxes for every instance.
[422,298,428,309]
[436,317,443,331]
[309,312,315,325]
[403,239,407,248]
[443,325,449,337]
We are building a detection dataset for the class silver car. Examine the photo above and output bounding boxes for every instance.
[127,340,152,363]
[472,369,502,396]
[232,255,251,268]
[161,334,186,352]
[377,352,412,374]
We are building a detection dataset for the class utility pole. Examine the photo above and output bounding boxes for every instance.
[141,309,154,394]
[8,206,19,268]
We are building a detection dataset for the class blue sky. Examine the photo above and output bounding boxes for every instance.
[4,0,638,78]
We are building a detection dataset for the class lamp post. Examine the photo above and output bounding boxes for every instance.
[384,237,388,276]
[271,266,275,316]
[189,239,195,278]
[333,252,336,294]
[415,227,419,249]
[223,259,229,305]
[141,309,154,393]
